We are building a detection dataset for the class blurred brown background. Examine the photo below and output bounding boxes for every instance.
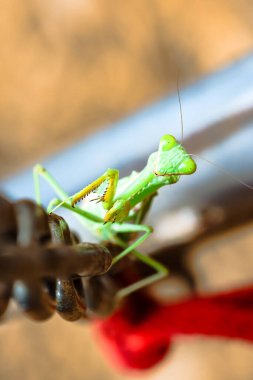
[1,1,253,380]
[1,0,253,177]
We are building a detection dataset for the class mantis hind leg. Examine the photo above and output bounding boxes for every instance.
[111,223,153,264]
[117,251,168,299]
[110,223,168,298]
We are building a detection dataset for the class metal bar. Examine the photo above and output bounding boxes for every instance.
[1,53,253,207]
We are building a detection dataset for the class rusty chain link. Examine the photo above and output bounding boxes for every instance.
[0,195,121,321]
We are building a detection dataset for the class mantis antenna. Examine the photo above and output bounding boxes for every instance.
[176,79,253,192]
[188,153,253,191]
[177,76,184,144]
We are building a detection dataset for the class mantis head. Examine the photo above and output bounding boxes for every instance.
[153,134,197,176]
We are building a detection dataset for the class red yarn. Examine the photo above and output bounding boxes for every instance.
[95,286,253,370]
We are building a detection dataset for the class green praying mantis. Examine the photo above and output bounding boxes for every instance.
[33,134,197,299]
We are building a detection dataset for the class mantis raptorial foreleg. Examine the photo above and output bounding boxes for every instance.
[34,164,119,211]
[71,168,119,209]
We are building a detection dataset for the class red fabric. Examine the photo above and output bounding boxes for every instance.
[95,286,253,370]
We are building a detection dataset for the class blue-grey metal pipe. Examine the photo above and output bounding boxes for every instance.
[1,53,253,216]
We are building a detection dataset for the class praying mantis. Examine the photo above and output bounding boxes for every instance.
[33,134,197,299]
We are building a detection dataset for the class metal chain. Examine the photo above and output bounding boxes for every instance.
[0,195,120,321]
[1,184,247,323]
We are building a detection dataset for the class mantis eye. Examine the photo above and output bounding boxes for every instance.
[159,135,177,151]
[178,157,197,174]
